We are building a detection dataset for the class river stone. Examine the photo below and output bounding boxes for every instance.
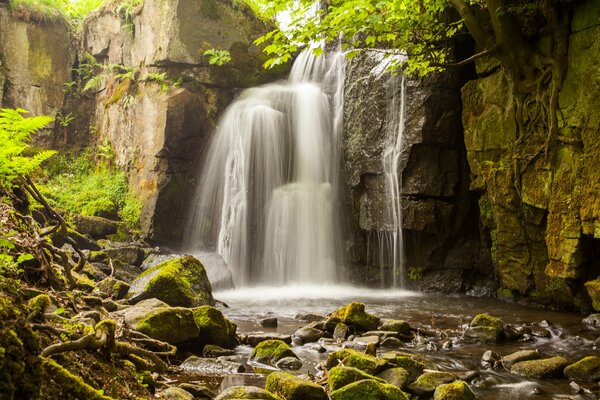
[407,371,456,395]
[511,356,569,379]
[381,337,403,347]
[250,340,297,366]
[501,349,540,369]
[129,306,199,344]
[111,260,143,283]
[215,386,282,400]
[481,350,501,369]
[330,379,409,400]
[328,366,386,391]
[379,319,411,335]
[353,335,380,346]
[464,314,504,342]
[193,306,238,349]
[260,317,278,328]
[564,356,600,381]
[243,333,292,347]
[293,326,323,344]
[380,352,427,382]
[202,344,236,358]
[180,356,245,374]
[433,381,475,400]
[96,277,130,299]
[582,314,600,329]
[331,302,380,332]
[325,348,389,374]
[127,255,215,307]
[265,371,327,400]
[333,322,349,340]
[376,367,410,389]
[162,387,194,400]
[275,357,303,370]
[178,383,216,399]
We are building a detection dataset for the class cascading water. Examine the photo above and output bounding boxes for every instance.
[183,51,345,287]
[379,73,407,288]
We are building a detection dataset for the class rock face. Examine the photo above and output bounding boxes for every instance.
[461,0,600,308]
[0,6,72,145]
[343,53,487,290]
[73,0,283,243]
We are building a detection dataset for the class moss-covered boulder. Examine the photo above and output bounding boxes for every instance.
[325,349,389,374]
[162,386,194,400]
[330,379,409,400]
[328,366,386,391]
[379,319,411,335]
[90,245,145,267]
[331,302,380,332]
[407,371,456,396]
[563,356,600,381]
[250,340,297,365]
[380,352,426,382]
[511,356,568,379]
[585,279,600,311]
[132,307,199,344]
[215,386,282,400]
[193,306,238,349]
[266,371,327,400]
[433,381,475,400]
[464,314,504,342]
[501,349,540,369]
[96,277,130,300]
[127,256,214,307]
[73,215,118,239]
[376,367,410,389]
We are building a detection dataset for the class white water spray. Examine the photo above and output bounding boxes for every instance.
[184,51,345,287]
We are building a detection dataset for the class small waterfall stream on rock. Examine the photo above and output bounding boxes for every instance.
[183,51,345,287]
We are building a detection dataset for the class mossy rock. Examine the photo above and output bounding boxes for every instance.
[328,366,386,391]
[97,277,130,300]
[193,306,238,349]
[51,227,101,251]
[464,313,504,342]
[433,381,475,400]
[73,214,118,239]
[26,294,51,321]
[584,279,600,311]
[128,256,214,307]
[470,313,504,330]
[325,349,389,375]
[379,319,411,335]
[501,349,540,369]
[510,356,568,379]
[215,385,282,399]
[376,367,410,389]
[265,371,327,400]
[162,386,194,400]
[407,371,456,396]
[330,379,409,400]
[380,352,426,382]
[133,307,199,344]
[250,340,297,365]
[331,302,380,332]
[564,356,600,381]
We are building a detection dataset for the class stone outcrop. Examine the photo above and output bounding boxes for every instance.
[343,53,488,290]
[461,0,600,308]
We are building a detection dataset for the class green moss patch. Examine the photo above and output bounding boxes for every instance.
[266,371,327,400]
[330,379,409,400]
[250,340,297,365]
[331,302,380,332]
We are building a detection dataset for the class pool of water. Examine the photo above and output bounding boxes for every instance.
[175,285,599,399]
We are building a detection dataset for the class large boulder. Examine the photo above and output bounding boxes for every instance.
[464,314,504,343]
[328,366,386,391]
[127,256,214,307]
[193,306,238,349]
[563,356,600,381]
[331,302,380,332]
[265,372,327,400]
[511,356,568,379]
[501,349,540,369]
[72,215,119,239]
[250,340,297,366]
[407,372,456,396]
[433,381,475,400]
[325,349,389,375]
[129,306,199,344]
[330,379,409,400]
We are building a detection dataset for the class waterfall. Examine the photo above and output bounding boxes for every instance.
[183,51,345,287]
[380,74,407,288]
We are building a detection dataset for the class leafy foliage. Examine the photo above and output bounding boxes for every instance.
[0,108,54,190]
[203,49,232,66]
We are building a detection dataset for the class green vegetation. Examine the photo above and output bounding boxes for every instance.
[203,49,232,66]
[41,149,141,228]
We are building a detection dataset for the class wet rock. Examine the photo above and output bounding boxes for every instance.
[333,322,349,340]
[569,381,583,394]
[178,383,216,399]
[250,340,298,366]
[215,386,281,400]
[594,337,600,350]
[582,314,600,329]
[126,306,199,344]
[353,335,380,346]
[180,356,245,374]
[381,337,403,347]
[502,324,523,341]
[330,379,409,400]
[112,261,143,283]
[511,356,569,379]
[464,314,505,343]
[529,326,552,338]
[585,279,600,311]
[266,371,327,400]
[433,380,475,400]
[73,215,119,240]
[379,319,411,335]
[328,366,386,391]
[376,367,410,389]
[564,356,600,381]
[243,333,292,347]
[331,302,380,332]
[202,344,236,358]
[501,349,540,369]
[380,351,429,382]
[96,277,130,300]
[260,317,278,328]
[293,326,323,344]
[407,371,456,396]
[101,299,119,312]
[307,343,326,353]
[162,387,194,400]
[325,348,389,374]
[455,371,479,382]
[364,330,404,341]
[193,306,238,349]
[481,350,501,369]
[295,313,325,322]
[275,356,303,370]
[127,256,215,307]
